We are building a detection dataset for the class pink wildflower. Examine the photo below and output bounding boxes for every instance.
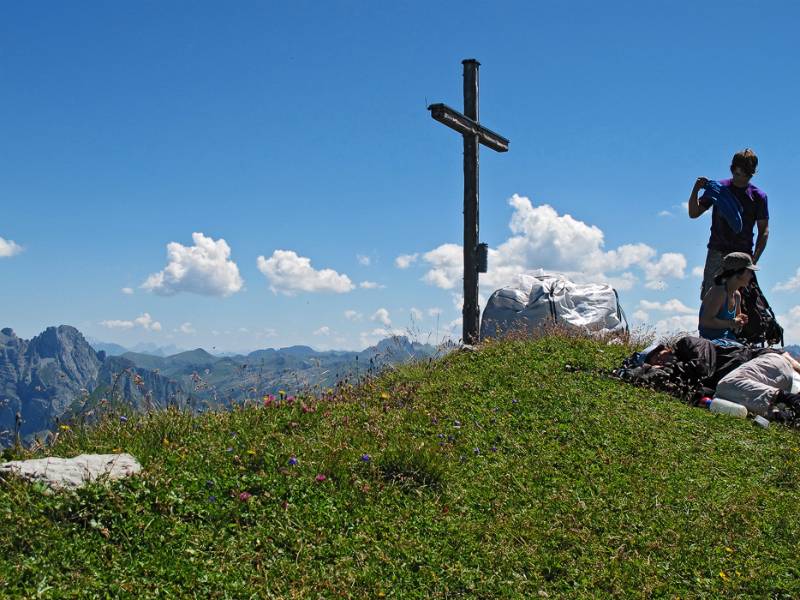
[315,474,327,483]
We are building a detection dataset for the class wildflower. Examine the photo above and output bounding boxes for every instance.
[512,398,519,404]
[263,395,273,407]
[239,491,252,502]
[112,447,122,453]
[162,438,170,446]
[206,480,214,488]
[208,495,217,503]
[281,500,289,510]
[380,392,390,400]
[279,390,286,399]
[60,425,71,431]
[473,447,480,455]
[431,417,438,425]
[453,420,461,428]
[226,447,234,453]
[288,456,298,466]
[286,395,295,404]
[301,403,315,413]
[315,474,327,482]
[360,454,371,463]
[119,415,128,423]
[438,433,445,440]
[491,446,498,452]
[246,449,256,456]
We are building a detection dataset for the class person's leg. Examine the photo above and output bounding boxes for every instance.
[715,376,778,417]
[701,249,725,301]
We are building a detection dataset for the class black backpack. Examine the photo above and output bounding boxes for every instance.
[739,273,784,346]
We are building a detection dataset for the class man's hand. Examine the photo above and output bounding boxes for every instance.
[693,176,709,191]
[734,314,749,328]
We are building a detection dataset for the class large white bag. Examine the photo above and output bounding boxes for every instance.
[480,271,628,340]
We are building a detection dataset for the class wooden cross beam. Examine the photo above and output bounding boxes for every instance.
[428,59,510,345]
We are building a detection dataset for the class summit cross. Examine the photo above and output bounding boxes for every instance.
[428,58,509,345]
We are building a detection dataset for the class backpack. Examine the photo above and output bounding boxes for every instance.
[739,273,784,346]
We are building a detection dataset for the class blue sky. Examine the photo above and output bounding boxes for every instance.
[2,1,800,352]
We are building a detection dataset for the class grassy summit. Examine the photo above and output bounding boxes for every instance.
[2,335,800,598]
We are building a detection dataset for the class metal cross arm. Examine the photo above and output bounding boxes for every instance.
[427,103,509,153]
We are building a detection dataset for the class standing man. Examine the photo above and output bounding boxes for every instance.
[688,148,769,300]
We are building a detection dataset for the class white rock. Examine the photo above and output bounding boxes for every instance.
[0,453,141,491]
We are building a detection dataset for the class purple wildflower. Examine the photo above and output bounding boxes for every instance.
[360,454,371,463]
[119,415,128,423]
[288,456,298,466]
[239,491,252,502]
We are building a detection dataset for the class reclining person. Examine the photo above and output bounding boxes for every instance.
[715,352,800,420]
[698,252,757,344]
[618,335,778,401]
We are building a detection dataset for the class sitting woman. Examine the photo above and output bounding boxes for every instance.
[698,252,757,343]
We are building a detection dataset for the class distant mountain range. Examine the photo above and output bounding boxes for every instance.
[1,326,439,447]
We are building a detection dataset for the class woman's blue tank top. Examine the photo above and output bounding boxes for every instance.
[698,289,739,341]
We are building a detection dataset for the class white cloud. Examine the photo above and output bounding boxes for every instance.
[142,232,243,297]
[121,287,134,295]
[652,315,698,337]
[410,307,423,321]
[359,281,385,289]
[422,244,462,289]
[395,253,419,269]
[100,312,162,332]
[0,237,22,258]
[774,268,800,292]
[313,326,331,336]
[644,280,668,291]
[418,196,686,292]
[657,210,672,217]
[344,310,363,321]
[778,306,800,344]
[639,299,696,314]
[238,327,249,333]
[692,266,704,278]
[257,250,354,295]
[179,322,195,334]
[632,310,649,322]
[358,327,406,348]
[427,307,442,317]
[371,308,392,327]
[357,254,371,266]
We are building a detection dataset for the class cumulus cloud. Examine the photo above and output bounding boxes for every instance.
[313,326,331,336]
[358,327,406,348]
[416,195,687,292]
[639,299,696,314]
[421,244,462,289]
[178,322,195,334]
[0,236,22,258]
[427,307,442,317]
[257,250,354,295]
[774,268,800,292]
[100,312,162,332]
[410,307,423,321]
[121,287,134,295]
[652,315,698,337]
[142,232,243,297]
[357,254,371,266]
[692,266,704,278]
[778,306,800,344]
[395,253,419,269]
[344,310,363,321]
[371,308,391,327]
[359,281,385,289]
[632,310,649,322]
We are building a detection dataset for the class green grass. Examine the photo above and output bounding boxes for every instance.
[2,335,800,598]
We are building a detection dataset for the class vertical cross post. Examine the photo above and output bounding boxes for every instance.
[428,59,509,346]
[462,59,480,345]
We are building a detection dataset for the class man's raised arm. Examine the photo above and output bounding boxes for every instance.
[688,176,710,219]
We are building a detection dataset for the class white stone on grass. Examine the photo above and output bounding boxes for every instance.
[0,453,141,492]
